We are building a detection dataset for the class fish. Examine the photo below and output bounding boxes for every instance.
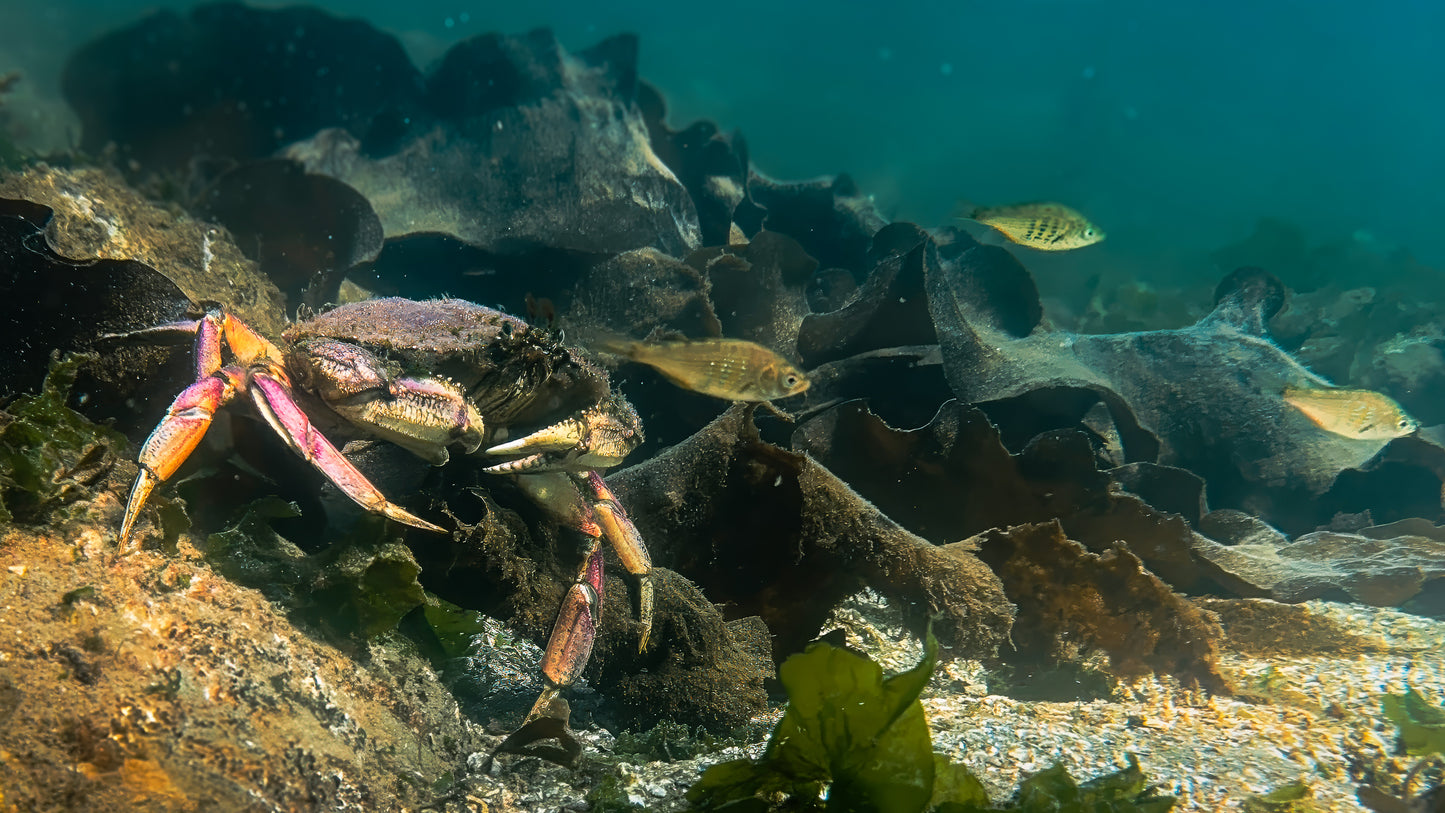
[597,336,810,402]
[1282,385,1419,440]
[965,202,1105,251]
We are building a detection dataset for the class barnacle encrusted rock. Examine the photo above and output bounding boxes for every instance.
[0,165,286,337]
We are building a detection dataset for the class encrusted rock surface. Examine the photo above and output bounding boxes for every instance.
[0,490,489,810]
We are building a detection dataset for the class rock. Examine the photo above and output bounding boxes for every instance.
[1194,597,1388,657]
[0,167,287,437]
[0,166,286,337]
[401,466,774,734]
[198,158,385,308]
[62,3,423,172]
[285,30,701,260]
[1192,523,1445,609]
[608,404,1014,661]
[0,497,489,811]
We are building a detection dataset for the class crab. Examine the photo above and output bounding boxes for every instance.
[117,296,652,725]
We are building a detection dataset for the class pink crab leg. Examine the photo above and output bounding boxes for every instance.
[119,371,239,547]
[247,373,445,533]
[581,472,653,651]
[539,540,605,691]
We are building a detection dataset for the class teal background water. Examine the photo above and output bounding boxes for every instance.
[4,1,1440,295]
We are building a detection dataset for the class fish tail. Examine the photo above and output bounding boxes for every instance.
[952,199,982,221]
[593,334,641,359]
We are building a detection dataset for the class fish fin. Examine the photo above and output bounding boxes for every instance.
[952,198,983,221]
[1196,266,1286,337]
[590,332,640,359]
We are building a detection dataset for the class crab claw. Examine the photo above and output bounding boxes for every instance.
[249,372,446,533]
[483,394,642,474]
[119,373,237,547]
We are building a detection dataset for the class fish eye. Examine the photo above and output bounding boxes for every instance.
[1084,228,1095,237]
[785,374,799,387]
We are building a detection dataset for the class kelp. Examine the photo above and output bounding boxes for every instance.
[204,497,426,637]
[1242,780,1323,812]
[686,627,945,812]
[1383,689,1445,757]
[0,353,125,523]
[1359,688,1445,811]
[685,627,1174,812]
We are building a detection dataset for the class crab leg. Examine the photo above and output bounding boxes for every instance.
[521,470,653,727]
[541,540,605,688]
[119,371,240,547]
[581,471,653,651]
[248,373,445,533]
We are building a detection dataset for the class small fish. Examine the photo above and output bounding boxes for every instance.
[598,336,810,402]
[966,202,1105,251]
[1282,385,1418,440]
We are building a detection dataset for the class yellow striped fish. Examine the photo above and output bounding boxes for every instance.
[597,337,809,402]
[967,202,1105,251]
[1282,385,1418,440]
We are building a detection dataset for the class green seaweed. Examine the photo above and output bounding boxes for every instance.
[685,628,1172,812]
[0,353,126,523]
[687,629,939,812]
[1358,688,1445,810]
[316,532,426,636]
[1242,779,1322,812]
[204,499,426,637]
[420,594,494,659]
[586,775,646,813]
[1358,690,1439,808]
[1382,689,1445,758]
[985,757,1174,812]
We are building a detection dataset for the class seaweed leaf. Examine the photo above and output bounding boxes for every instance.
[1382,689,1445,758]
[767,625,939,812]
[0,353,126,523]
[205,500,425,637]
[688,629,943,812]
[1242,779,1323,812]
[685,626,1175,813]
[1003,756,1175,812]
[421,595,494,659]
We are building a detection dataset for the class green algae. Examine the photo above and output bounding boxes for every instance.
[1357,688,1445,810]
[0,353,126,524]
[982,756,1174,813]
[419,594,494,659]
[203,498,426,637]
[1383,689,1445,758]
[1241,780,1323,812]
[685,627,1174,813]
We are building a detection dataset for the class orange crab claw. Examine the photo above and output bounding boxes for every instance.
[119,373,237,547]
